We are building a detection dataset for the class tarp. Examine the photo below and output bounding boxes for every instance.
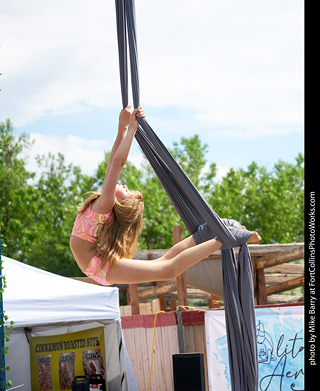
[2,256,120,328]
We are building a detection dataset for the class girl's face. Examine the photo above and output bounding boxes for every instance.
[115,184,135,202]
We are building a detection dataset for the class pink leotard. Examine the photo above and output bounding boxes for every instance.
[71,203,113,285]
[85,255,112,286]
[71,203,112,243]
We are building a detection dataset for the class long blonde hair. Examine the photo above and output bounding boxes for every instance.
[77,191,144,270]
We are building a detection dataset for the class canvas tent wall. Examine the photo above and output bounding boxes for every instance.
[2,256,137,391]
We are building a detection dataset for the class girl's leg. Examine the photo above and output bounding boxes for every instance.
[106,237,222,284]
[158,235,197,262]
[194,221,261,247]
[157,222,261,265]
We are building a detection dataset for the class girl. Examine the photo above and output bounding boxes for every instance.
[70,106,261,285]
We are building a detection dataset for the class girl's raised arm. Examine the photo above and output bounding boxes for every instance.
[92,107,144,214]
[104,105,132,180]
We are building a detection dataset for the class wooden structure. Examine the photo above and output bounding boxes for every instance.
[120,241,305,313]
[253,243,304,304]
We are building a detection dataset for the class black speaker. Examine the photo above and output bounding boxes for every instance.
[72,375,106,391]
[172,353,205,391]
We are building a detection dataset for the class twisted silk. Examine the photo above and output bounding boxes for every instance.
[114,1,258,389]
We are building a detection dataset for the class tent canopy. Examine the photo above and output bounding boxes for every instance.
[1,256,137,391]
[2,256,120,328]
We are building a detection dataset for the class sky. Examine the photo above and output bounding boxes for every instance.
[1,0,304,181]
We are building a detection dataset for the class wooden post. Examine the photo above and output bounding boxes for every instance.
[155,281,166,311]
[170,296,177,311]
[256,268,268,305]
[251,255,258,301]
[127,284,140,315]
[150,252,166,311]
[173,226,188,310]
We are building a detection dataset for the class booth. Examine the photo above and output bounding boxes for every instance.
[2,256,137,391]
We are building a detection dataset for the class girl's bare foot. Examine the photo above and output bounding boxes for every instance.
[248,231,261,243]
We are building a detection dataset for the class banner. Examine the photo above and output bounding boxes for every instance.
[205,305,304,391]
[30,327,106,390]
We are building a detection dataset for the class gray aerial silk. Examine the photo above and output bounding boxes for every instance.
[114,1,258,389]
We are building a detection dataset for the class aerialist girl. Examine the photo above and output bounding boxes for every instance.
[70,106,261,286]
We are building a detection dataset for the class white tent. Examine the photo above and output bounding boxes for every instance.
[2,255,137,391]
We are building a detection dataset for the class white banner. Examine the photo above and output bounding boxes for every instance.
[205,305,304,391]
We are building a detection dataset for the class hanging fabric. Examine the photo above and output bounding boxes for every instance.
[114,1,258,390]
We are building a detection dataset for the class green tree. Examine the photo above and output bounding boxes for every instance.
[19,152,94,276]
[0,121,97,276]
[0,119,304,279]
[0,120,35,255]
[208,154,304,243]
[171,134,208,188]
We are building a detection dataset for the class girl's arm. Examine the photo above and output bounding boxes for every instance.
[106,237,222,284]
[92,107,145,214]
[104,105,132,180]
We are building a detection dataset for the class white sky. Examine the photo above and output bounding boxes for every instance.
[0,0,304,179]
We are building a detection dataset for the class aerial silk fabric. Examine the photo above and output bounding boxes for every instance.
[114,1,258,390]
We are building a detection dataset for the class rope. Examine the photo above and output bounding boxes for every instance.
[146,310,165,391]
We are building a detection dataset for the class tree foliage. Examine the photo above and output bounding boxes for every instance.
[0,120,304,276]
[208,156,304,243]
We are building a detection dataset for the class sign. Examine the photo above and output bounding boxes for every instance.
[205,305,304,391]
[30,327,106,390]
